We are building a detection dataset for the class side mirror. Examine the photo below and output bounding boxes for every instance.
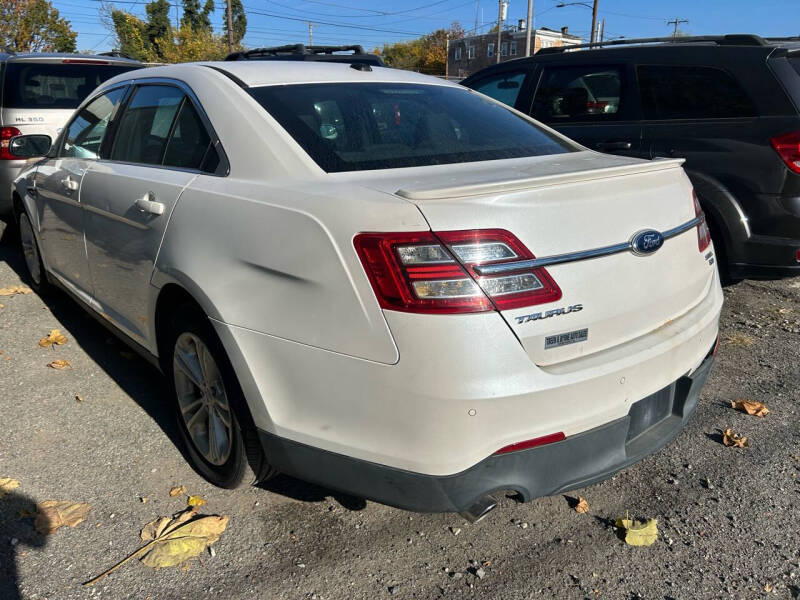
[7,134,52,159]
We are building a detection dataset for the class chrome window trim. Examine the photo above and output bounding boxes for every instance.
[473,217,701,275]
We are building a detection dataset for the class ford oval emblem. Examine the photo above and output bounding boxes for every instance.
[630,229,664,256]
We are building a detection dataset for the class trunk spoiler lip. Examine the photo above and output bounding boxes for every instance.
[474,216,701,275]
[395,157,686,201]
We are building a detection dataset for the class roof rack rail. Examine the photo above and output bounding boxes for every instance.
[225,44,366,61]
[97,50,136,60]
[537,34,769,54]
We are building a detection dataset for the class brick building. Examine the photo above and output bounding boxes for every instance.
[448,23,582,79]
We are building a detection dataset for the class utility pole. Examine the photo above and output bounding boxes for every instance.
[496,0,506,64]
[445,34,450,79]
[525,0,533,56]
[667,17,689,40]
[599,18,604,43]
[226,0,234,53]
[308,22,313,45]
[589,0,598,44]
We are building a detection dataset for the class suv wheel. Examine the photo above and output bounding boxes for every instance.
[167,306,277,488]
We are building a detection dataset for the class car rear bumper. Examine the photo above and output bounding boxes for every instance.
[728,232,800,278]
[257,349,715,513]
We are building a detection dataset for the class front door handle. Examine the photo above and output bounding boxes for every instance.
[595,141,632,151]
[135,193,165,216]
[60,177,79,191]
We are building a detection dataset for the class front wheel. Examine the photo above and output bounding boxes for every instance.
[167,307,277,488]
[17,211,50,295]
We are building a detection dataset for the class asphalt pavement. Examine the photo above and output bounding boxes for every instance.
[1,233,799,600]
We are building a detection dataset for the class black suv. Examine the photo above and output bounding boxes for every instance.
[225,44,385,67]
[462,35,800,281]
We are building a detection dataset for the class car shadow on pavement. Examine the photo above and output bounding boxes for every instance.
[0,490,46,600]
[1,238,368,512]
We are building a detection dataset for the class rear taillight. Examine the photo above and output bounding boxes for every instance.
[770,131,800,174]
[692,190,712,252]
[353,229,562,314]
[0,127,22,160]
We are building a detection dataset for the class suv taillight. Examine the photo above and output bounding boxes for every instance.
[692,190,712,252]
[770,131,800,174]
[353,229,562,314]
[0,127,22,160]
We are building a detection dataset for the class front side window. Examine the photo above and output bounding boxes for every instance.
[637,65,756,120]
[111,85,184,165]
[2,62,137,109]
[532,65,623,122]
[249,83,573,173]
[162,100,215,170]
[60,87,127,159]
[470,70,528,108]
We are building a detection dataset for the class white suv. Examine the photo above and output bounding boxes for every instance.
[10,62,722,519]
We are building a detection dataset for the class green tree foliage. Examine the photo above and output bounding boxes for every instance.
[182,0,214,32]
[0,0,77,52]
[380,22,465,75]
[145,0,172,56]
[157,26,229,62]
[223,0,247,45]
[111,10,152,61]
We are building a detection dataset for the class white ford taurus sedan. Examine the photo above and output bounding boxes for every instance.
[10,62,722,520]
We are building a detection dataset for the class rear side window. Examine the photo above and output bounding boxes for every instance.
[2,62,137,110]
[470,70,528,108]
[111,85,184,165]
[637,65,756,120]
[250,82,573,173]
[60,87,127,159]
[532,66,623,122]
[162,101,213,170]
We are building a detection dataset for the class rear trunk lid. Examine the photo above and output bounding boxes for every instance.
[343,151,714,366]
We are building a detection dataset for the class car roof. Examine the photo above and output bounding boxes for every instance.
[109,61,458,88]
[0,52,140,65]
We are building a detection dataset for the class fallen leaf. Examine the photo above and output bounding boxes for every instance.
[615,516,658,546]
[765,582,773,592]
[140,497,148,504]
[0,303,4,308]
[0,285,32,296]
[187,495,206,507]
[75,394,83,403]
[18,508,35,519]
[47,359,72,370]
[0,478,21,499]
[85,508,228,585]
[38,329,68,348]
[169,485,187,497]
[722,428,750,448]
[575,496,589,514]
[35,500,91,534]
[730,399,769,418]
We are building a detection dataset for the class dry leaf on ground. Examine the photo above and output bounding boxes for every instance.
[38,329,68,348]
[187,495,206,507]
[575,496,589,514]
[35,500,91,534]
[85,508,229,585]
[47,359,72,370]
[75,395,83,403]
[615,516,658,546]
[722,428,750,448]
[730,399,769,418]
[0,478,21,499]
[169,485,187,497]
[0,285,33,296]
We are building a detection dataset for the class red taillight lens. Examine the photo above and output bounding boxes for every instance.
[0,127,22,160]
[770,131,800,174]
[353,229,562,314]
[692,190,712,252]
[493,431,566,455]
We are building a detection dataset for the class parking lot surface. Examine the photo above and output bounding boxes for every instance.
[1,236,799,600]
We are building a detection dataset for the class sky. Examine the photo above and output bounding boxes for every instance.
[52,0,800,55]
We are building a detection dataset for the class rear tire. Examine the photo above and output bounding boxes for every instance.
[17,211,50,295]
[166,305,277,488]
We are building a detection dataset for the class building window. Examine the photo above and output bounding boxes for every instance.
[487,43,494,57]
[510,41,517,55]
[501,42,508,56]
[468,46,475,59]
[455,47,461,60]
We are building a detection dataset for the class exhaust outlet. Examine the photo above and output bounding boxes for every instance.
[459,495,497,523]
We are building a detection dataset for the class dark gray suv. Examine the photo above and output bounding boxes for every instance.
[462,34,800,281]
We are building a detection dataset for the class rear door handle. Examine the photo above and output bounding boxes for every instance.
[135,193,165,216]
[60,177,79,191]
[595,141,632,151]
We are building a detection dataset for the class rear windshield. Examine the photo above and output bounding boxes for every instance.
[2,62,138,109]
[249,83,573,172]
